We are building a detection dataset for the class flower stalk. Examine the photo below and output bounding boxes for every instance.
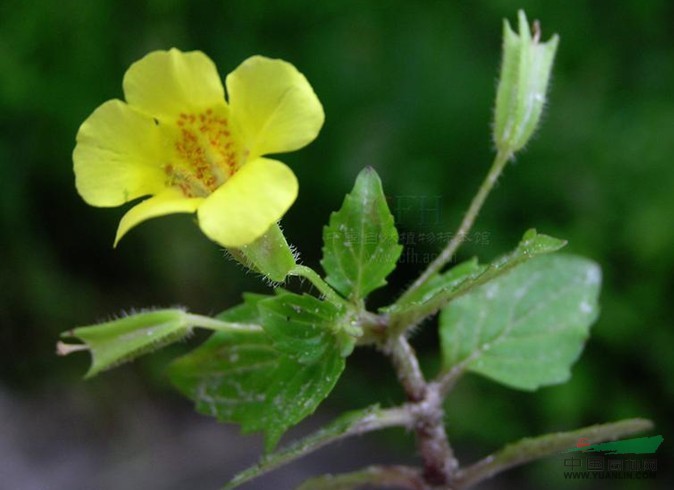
[399,149,511,307]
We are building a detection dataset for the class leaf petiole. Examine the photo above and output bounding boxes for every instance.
[289,264,349,307]
[182,313,262,333]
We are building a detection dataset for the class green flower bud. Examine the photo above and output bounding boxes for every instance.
[226,223,297,283]
[494,10,559,155]
[58,309,261,378]
[58,309,191,378]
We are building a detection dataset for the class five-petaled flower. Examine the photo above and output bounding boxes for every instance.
[74,48,324,248]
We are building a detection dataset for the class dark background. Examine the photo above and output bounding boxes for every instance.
[1,0,673,488]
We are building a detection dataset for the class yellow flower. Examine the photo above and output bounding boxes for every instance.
[74,48,324,248]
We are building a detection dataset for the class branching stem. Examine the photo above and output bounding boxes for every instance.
[284,147,655,490]
[385,335,458,487]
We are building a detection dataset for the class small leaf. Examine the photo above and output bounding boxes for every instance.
[225,405,385,489]
[168,299,345,450]
[258,293,349,364]
[439,254,601,391]
[453,229,567,294]
[59,309,191,378]
[515,228,567,256]
[322,168,402,301]
[387,229,565,326]
[386,258,486,315]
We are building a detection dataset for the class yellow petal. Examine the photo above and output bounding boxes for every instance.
[114,189,204,246]
[74,100,166,207]
[226,56,324,159]
[123,49,225,119]
[197,158,298,248]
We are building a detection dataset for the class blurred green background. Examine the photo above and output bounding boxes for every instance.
[1,0,672,488]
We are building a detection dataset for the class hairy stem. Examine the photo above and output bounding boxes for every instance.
[289,265,348,306]
[182,313,261,333]
[386,335,427,401]
[386,336,458,486]
[414,384,459,487]
[436,358,471,398]
[454,418,654,489]
[226,405,414,489]
[399,150,511,304]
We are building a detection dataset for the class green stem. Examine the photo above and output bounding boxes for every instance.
[226,405,413,489]
[399,149,512,304]
[454,418,654,489]
[183,313,261,333]
[289,265,348,306]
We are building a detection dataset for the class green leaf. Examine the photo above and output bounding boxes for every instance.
[439,254,601,391]
[459,228,568,291]
[219,293,269,323]
[225,405,386,489]
[386,258,486,315]
[258,293,351,363]
[507,228,567,258]
[322,167,402,301]
[59,309,191,378]
[168,298,345,451]
[453,229,567,293]
[387,229,565,327]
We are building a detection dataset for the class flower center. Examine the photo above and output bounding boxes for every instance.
[164,106,244,197]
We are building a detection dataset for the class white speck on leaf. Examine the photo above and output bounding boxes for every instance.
[579,301,592,314]
[585,267,600,285]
